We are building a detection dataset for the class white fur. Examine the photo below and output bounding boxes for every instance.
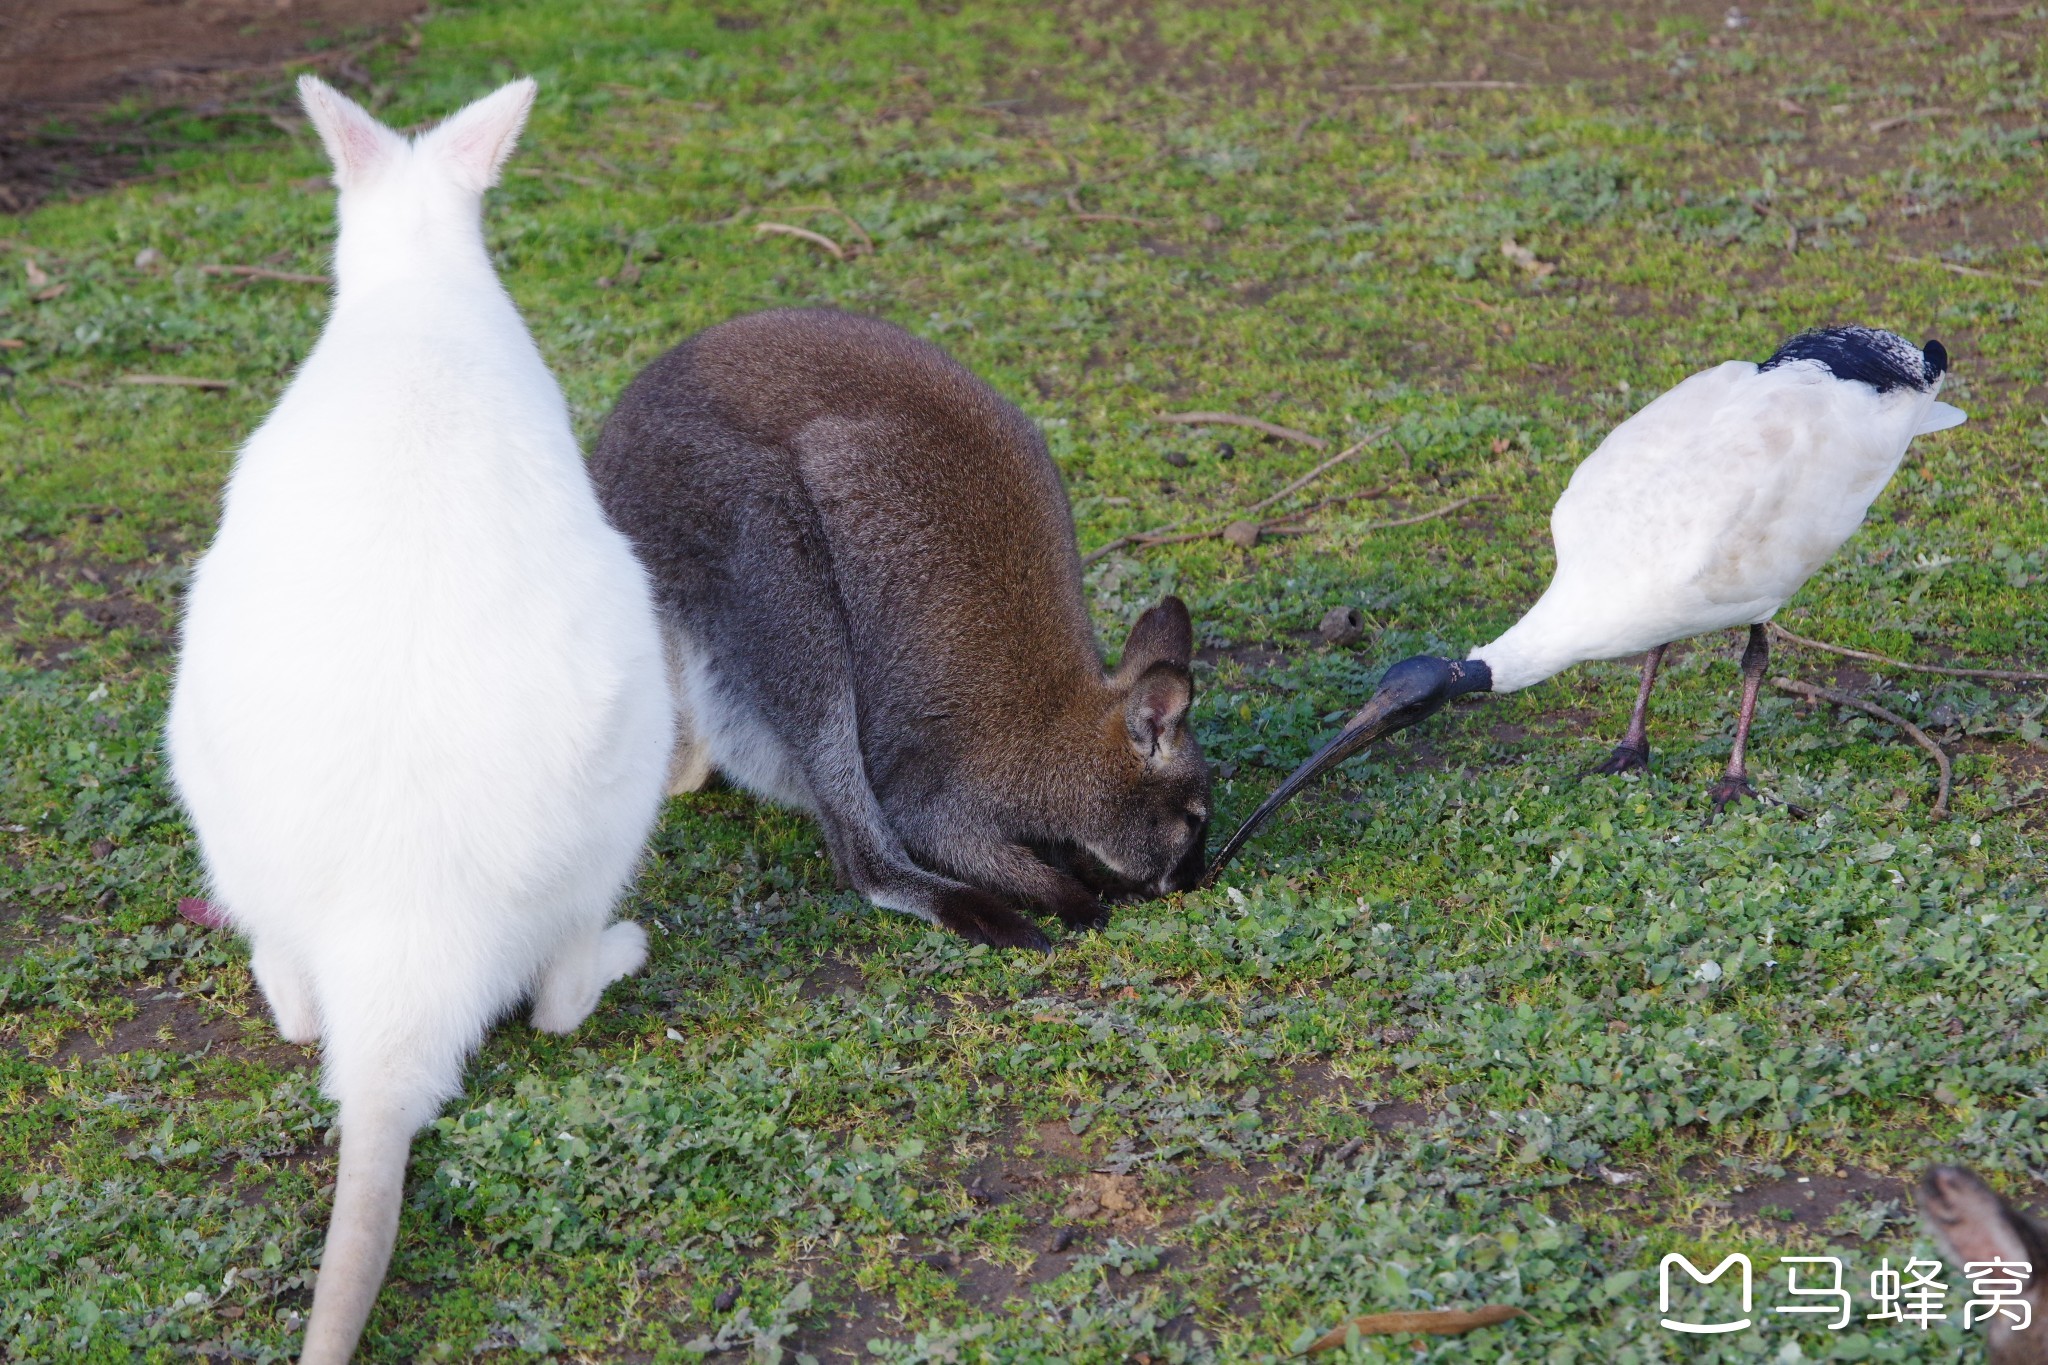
[165,76,671,1364]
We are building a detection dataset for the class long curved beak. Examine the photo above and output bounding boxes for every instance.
[1204,690,1407,882]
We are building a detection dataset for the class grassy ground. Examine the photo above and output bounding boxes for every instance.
[5,1,2048,1360]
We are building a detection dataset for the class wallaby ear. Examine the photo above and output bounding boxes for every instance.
[419,77,538,193]
[1922,1166,2037,1269]
[1124,662,1193,762]
[297,76,405,190]
[1115,596,1193,685]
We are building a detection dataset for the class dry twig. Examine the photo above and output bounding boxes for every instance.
[1243,433,1385,512]
[782,201,875,254]
[1987,789,2048,817]
[1344,493,1494,532]
[1772,677,1952,817]
[1889,252,2044,289]
[1768,622,2048,683]
[1303,1306,1524,1352]
[201,264,330,285]
[1082,432,1379,565]
[120,374,232,390]
[753,222,846,261]
[1868,107,1954,133]
[1157,411,1329,450]
[1064,186,1150,226]
[1083,433,1495,562]
[1345,80,1532,92]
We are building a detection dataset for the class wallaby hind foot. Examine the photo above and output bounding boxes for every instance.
[667,732,716,795]
[663,627,719,795]
[531,921,649,1034]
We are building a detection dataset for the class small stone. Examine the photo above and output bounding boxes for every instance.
[133,247,165,271]
[1162,450,1190,468]
[1221,520,1261,549]
[1318,606,1366,647]
[1201,212,1225,233]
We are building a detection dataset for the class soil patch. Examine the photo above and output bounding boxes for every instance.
[0,0,424,210]
[2,544,182,668]
[52,981,309,1071]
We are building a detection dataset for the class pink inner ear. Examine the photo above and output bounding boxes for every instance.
[333,118,389,181]
[301,80,395,186]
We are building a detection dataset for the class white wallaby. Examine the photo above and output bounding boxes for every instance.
[166,76,672,1364]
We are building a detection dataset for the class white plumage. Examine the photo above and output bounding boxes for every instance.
[1210,326,1965,872]
[1479,342,1966,692]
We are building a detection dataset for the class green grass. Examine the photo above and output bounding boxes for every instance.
[5,0,2048,1360]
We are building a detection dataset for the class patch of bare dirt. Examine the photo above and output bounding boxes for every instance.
[1721,1167,1915,1239]
[2,543,182,667]
[51,981,309,1071]
[1565,1160,1919,1244]
[0,0,424,210]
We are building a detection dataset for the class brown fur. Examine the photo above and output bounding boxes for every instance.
[591,309,1210,949]
[1921,1166,2048,1362]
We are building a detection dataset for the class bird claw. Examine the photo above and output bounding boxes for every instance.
[1587,743,1650,776]
[1707,776,1758,814]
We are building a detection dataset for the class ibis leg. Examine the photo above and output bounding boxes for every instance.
[1590,644,1667,774]
[1709,625,1769,811]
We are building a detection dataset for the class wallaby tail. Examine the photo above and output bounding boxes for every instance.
[298,1098,423,1365]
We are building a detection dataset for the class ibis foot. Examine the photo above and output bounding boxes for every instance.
[1707,775,1758,813]
[1588,742,1650,776]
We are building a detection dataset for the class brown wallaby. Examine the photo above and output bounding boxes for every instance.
[590,308,1211,950]
[1921,1166,2048,1362]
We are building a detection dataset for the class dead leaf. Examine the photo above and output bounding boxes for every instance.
[1303,1306,1523,1352]
[24,259,49,287]
[1499,237,1555,277]
[1060,1173,1149,1225]
[178,897,230,928]
[1222,520,1261,549]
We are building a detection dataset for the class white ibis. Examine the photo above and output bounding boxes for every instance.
[1211,326,1966,873]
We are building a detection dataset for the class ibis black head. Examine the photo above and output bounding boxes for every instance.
[1759,326,1945,393]
[1206,654,1492,879]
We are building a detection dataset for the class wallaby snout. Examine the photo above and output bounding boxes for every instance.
[1920,1165,2048,1364]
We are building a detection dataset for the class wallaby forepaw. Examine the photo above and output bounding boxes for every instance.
[933,887,1052,953]
[598,921,649,982]
[1047,887,1110,933]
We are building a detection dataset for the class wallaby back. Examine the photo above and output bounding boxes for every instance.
[167,77,670,1364]
[594,309,1209,948]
